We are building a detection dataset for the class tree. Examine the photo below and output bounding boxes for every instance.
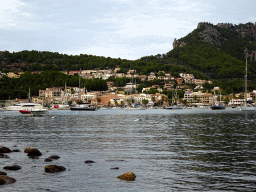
[142,99,149,105]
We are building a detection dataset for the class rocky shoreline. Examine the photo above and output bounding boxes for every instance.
[0,146,136,187]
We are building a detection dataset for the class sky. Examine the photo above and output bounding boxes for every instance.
[0,0,255,60]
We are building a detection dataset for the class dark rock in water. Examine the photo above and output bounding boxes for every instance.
[12,149,21,152]
[106,160,125,162]
[44,155,60,162]
[44,158,53,162]
[0,179,5,185]
[50,155,60,160]
[24,147,34,153]
[45,165,66,173]
[0,175,16,185]
[3,165,22,171]
[117,172,136,181]
[0,171,7,176]
[0,153,9,159]
[110,167,119,170]
[84,160,95,164]
[27,148,42,157]
[0,147,12,153]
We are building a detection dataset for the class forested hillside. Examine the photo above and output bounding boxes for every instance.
[140,22,256,92]
[1,21,256,98]
[0,71,108,100]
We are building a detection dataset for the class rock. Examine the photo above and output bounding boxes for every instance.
[50,155,60,160]
[44,158,53,162]
[27,148,42,157]
[44,155,60,162]
[3,165,22,171]
[110,167,119,170]
[0,171,7,176]
[45,165,66,173]
[84,160,95,164]
[0,153,9,159]
[24,147,35,153]
[0,179,5,185]
[12,149,21,152]
[0,175,16,185]
[117,172,136,181]
[0,147,12,153]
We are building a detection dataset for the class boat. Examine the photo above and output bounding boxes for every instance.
[241,54,256,111]
[70,104,96,111]
[0,107,4,112]
[124,107,146,110]
[199,105,208,109]
[211,104,225,110]
[5,102,45,111]
[165,88,183,110]
[30,109,49,117]
[164,105,183,110]
[19,110,31,114]
[211,92,225,110]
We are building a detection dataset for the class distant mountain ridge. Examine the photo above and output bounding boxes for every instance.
[173,22,256,61]
[1,21,256,94]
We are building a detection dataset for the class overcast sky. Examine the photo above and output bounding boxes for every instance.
[0,0,255,60]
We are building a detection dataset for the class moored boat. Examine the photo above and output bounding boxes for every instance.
[70,104,96,111]
[5,102,45,111]
[30,109,49,117]
[211,104,225,110]
[19,110,31,114]
[241,53,256,111]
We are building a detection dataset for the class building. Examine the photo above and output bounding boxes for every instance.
[184,91,213,106]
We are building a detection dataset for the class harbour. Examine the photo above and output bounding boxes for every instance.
[0,108,256,191]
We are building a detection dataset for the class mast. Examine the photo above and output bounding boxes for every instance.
[78,69,81,101]
[245,57,248,106]
[28,88,30,102]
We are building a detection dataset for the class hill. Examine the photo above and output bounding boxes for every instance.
[140,21,256,92]
[1,21,256,96]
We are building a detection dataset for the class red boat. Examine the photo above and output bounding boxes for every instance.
[19,110,31,114]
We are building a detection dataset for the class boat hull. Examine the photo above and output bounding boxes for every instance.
[31,109,49,117]
[211,105,225,110]
[241,105,256,111]
[19,110,31,114]
[70,107,96,111]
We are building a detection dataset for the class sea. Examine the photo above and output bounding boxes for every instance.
[0,108,256,192]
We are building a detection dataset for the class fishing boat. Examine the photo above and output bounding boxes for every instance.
[241,54,255,111]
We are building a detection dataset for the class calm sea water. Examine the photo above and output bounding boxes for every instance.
[0,108,256,192]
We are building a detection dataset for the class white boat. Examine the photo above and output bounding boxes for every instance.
[199,105,208,109]
[241,104,255,111]
[30,109,49,117]
[241,54,256,111]
[5,102,45,111]
[124,107,146,110]
[70,104,96,111]
[0,107,4,112]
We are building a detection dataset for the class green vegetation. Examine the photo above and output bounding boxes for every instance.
[1,21,256,98]
[0,71,107,100]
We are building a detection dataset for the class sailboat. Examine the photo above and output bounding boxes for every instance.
[165,88,183,109]
[241,56,255,111]
[211,92,225,110]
